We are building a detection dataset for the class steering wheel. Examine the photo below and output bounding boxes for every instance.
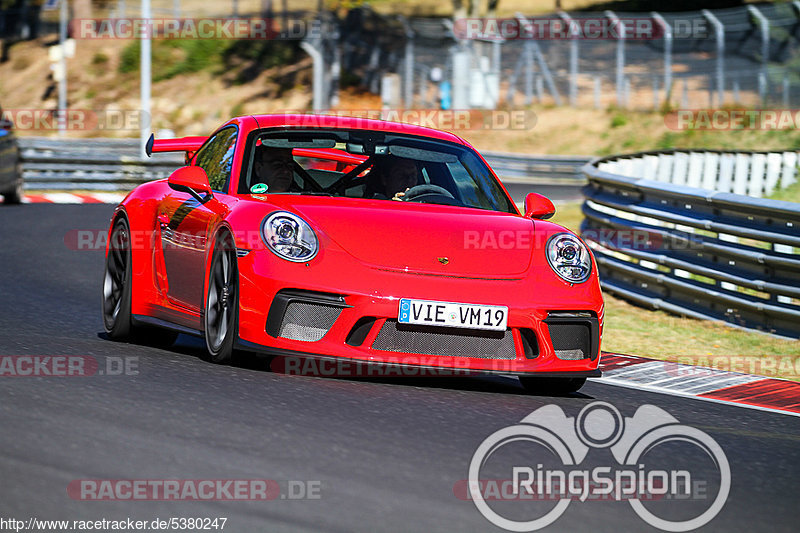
[400,184,456,203]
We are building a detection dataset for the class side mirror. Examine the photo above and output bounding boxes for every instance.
[168,166,213,203]
[524,192,555,219]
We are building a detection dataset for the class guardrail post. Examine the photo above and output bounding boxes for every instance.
[57,0,68,137]
[523,41,534,105]
[399,16,414,108]
[652,77,659,110]
[681,79,689,107]
[594,76,601,109]
[652,12,672,107]
[702,9,725,107]
[536,75,544,102]
[747,5,769,106]
[558,11,579,106]
[300,18,326,112]
[329,17,341,109]
[624,77,631,108]
[605,11,626,108]
[140,0,152,160]
[783,75,790,108]
[492,39,502,108]
[516,14,562,106]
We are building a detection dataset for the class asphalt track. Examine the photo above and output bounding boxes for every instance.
[0,204,798,532]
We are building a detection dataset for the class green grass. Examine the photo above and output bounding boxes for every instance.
[768,179,800,203]
[119,39,229,81]
[119,38,301,84]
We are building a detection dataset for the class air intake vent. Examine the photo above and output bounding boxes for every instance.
[266,289,348,342]
[544,312,600,361]
[372,320,516,359]
[278,302,342,342]
[519,329,540,359]
[548,323,591,360]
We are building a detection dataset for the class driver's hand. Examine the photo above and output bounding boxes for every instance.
[392,188,410,201]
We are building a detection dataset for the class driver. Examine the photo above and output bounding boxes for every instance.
[366,157,419,200]
[252,145,294,193]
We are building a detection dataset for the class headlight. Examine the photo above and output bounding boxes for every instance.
[261,211,318,262]
[546,233,592,283]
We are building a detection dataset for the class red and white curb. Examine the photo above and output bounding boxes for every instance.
[0,193,125,204]
[596,353,800,417]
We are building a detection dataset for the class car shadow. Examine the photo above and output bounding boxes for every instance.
[99,331,595,399]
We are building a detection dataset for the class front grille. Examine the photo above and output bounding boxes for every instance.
[547,323,591,360]
[371,320,516,359]
[278,302,342,342]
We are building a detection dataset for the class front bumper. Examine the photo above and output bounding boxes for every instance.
[236,250,603,376]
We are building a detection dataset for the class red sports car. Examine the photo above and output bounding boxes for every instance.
[102,114,602,393]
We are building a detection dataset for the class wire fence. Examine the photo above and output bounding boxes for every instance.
[3,2,800,111]
[315,3,800,111]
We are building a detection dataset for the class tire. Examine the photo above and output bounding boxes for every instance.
[102,217,178,347]
[203,231,238,364]
[103,219,135,339]
[519,376,587,395]
[2,174,23,205]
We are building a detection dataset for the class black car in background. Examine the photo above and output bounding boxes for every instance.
[0,109,22,204]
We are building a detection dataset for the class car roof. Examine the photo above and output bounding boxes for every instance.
[246,114,468,145]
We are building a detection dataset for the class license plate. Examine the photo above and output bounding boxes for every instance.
[397,298,508,331]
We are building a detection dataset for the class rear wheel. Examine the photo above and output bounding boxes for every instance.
[102,218,177,346]
[103,219,134,339]
[204,232,238,364]
[519,376,587,395]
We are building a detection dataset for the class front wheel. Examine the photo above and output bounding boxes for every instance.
[204,232,238,364]
[519,376,587,395]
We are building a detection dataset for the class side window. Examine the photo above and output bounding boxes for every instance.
[194,127,237,192]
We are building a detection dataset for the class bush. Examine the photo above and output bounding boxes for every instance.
[118,39,228,81]
[610,113,628,128]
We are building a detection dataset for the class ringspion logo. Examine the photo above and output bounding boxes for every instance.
[466,402,729,531]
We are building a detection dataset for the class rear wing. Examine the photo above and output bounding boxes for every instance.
[145,133,207,163]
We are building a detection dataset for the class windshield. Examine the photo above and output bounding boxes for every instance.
[240,129,516,214]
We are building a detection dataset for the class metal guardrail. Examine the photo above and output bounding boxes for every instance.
[581,150,800,338]
[18,138,183,191]
[483,152,590,184]
[17,137,589,191]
